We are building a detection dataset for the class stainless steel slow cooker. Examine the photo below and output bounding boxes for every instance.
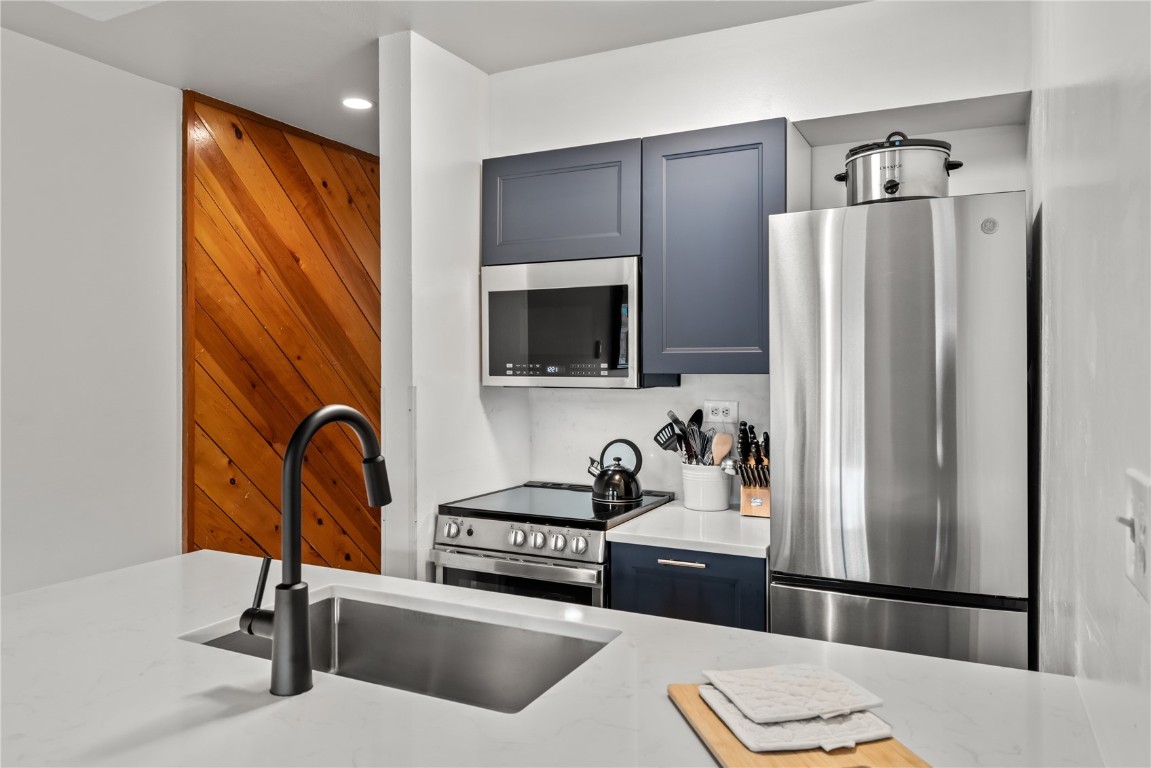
[834,131,963,205]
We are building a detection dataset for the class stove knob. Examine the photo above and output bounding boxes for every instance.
[571,536,589,555]
[529,531,546,550]
[443,521,460,539]
[550,534,567,552]
[508,529,526,547]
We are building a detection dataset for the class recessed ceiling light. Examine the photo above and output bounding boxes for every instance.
[342,97,374,110]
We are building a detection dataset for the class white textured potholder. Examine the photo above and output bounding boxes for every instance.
[702,663,883,723]
[699,684,892,753]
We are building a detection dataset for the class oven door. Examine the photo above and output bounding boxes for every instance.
[481,256,639,388]
[431,547,606,607]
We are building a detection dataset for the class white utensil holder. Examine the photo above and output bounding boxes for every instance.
[681,464,731,511]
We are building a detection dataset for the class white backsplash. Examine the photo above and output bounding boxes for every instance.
[528,374,769,500]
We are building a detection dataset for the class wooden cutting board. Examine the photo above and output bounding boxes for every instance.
[668,684,930,768]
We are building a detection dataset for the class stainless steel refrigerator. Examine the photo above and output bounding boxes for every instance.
[767,191,1030,669]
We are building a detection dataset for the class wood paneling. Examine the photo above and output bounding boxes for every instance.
[184,93,381,573]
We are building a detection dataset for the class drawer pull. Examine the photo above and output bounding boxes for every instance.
[657,558,707,569]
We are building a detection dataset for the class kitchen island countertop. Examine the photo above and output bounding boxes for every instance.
[608,500,769,558]
[2,550,1100,767]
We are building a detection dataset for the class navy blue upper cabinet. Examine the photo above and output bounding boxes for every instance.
[482,139,642,266]
[642,119,787,374]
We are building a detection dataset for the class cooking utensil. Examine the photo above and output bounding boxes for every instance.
[712,433,733,465]
[689,423,709,463]
[654,423,679,452]
[700,428,716,464]
[689,408,704,431]
[720,456,738,476]
[688,411,704,464]
[668,410,697,464]
[833,130,963,205]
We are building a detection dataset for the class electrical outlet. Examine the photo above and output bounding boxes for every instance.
[704,400,738,424]
[1123,469,1151,602]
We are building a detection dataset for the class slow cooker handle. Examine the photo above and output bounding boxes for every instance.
[945,160,965,174]
[886,131,910,142]
[833,171,848,183]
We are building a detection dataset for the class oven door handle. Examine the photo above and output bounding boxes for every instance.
[431,549,603,586]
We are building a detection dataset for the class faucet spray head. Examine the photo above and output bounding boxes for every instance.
[362,456,392,507]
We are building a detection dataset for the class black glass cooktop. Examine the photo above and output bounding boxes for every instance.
[439,482,673,530]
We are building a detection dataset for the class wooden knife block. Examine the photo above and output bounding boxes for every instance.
[740,485,770,517]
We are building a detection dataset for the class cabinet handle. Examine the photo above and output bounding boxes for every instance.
[657,558,706,569]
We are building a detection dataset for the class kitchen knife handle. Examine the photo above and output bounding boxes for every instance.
[657,559,707,569]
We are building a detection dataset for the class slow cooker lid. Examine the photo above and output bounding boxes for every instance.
[845,131,952,161]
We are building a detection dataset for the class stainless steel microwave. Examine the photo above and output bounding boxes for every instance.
[481,256,639,388]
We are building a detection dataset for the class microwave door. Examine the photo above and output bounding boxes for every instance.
[526,286,625,369]
[481,256,640,388]
[488,290,530,376]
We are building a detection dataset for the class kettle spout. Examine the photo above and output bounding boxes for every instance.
[587,457,602,477]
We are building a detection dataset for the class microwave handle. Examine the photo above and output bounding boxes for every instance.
[594,340,602,359]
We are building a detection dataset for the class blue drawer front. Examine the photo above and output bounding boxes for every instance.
[609,542,766,631]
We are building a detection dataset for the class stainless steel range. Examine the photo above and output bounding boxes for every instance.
[431,482,673,607]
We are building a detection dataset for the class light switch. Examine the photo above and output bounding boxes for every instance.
[1122,468,1151,602]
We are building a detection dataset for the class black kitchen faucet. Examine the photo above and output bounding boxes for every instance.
[239,405,390,696]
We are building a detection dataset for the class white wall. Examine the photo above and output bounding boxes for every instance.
[378,32,418,578]
[1029,3,1151,765]
[379,32,532,578]
[1,30,182,594]
[489,1,1031,157]
[488,1,1032,497]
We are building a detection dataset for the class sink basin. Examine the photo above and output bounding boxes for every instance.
[184,588,618,713]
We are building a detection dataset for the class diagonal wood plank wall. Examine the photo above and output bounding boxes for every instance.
[183,92,382,572]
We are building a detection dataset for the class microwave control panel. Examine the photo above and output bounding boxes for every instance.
[501,362,614,378]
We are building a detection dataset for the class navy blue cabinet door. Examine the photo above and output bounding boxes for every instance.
[610,543,766,631]
[642,119,787,374]
[482,139,641,266]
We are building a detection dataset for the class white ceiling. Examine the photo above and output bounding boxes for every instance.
[0,0,859,153]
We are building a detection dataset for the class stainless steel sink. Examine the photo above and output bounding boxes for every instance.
[187,592,617,713]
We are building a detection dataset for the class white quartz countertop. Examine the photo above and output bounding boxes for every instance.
[2,551,1100,767]
[608,501,770,558]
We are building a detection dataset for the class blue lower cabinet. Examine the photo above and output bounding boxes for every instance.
[609,543,766,631]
